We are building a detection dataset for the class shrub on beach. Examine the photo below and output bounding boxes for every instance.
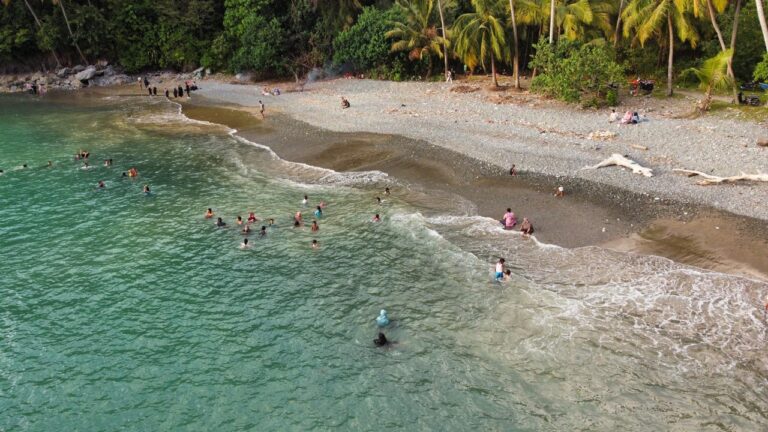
[530,39,625,106]
[754,54,768,83]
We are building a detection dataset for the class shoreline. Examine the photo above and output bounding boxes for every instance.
[179,96,768,281]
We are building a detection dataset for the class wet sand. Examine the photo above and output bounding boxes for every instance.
[181,99,768,281]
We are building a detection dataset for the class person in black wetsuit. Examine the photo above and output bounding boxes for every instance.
[152,86,157,96]
[374,333,389,347]
[165,89,169,98]
[173,88,178,98]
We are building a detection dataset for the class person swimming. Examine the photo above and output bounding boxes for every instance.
[503,269,512,282]
[205,208,214,219]
[311,239,319,249]
[373,214,381,222]
[215,217,226,227]
[319,201,327,209]
[376,309,389,327]
[247,212,257,223]
[268,218,275,227]
[384,187,390,196]
[311,221,319,232]
[22,164,28,169]
[97,180,105,189]
[242,224,251,235]
[374,332,389,347]
[47,161,52,168]
[495,258,505,280]
[293,220,301,228]
[236,216,243,225]
[302,195,308,206]
[314,206,322,218]
[143,184,151,194]
[240,238,250,249]
[376,197,382,205]
[260,226,267,236]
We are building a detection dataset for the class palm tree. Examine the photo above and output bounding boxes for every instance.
[691,0,736,98]
[687,49,733,111]
[507,0,521,88]
[453,0,509,86]
[386,0,447,78]
[622,0,699,96]
[757,0,768,51]
[52,0,87,64]
[1,0,62,67]
[518,0,613,42]
[436,0,449,78]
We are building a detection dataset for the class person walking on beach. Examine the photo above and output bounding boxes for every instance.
[259,100,265,119]
[138,77,143,90]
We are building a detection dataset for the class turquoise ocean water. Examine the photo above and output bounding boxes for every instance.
[1,93,767,431]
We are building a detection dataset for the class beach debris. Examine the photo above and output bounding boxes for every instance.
[672,169,768,185]
[630,144,649,151]
[587,130,617,141]
[582,154,654,177]
[450,85,479,94]
[758,139,768,147]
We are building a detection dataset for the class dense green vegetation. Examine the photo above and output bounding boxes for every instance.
[1,0,767,101]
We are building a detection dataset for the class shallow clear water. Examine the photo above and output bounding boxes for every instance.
[1,94,767,431]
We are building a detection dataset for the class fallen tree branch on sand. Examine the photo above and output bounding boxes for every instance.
[582,153,654,177]
[672,169,768,185]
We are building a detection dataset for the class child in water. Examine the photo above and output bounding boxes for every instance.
[312,239,319,249]
[373,214,381,222]
[495,258,505,281]
[311,221,319,232]
[205,208,214,219]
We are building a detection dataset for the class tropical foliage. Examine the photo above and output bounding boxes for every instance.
[1,0,767,103]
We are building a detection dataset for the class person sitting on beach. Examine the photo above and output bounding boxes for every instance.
[240,238,250,249]
[261,87,270,96]
[501,208,517,230]
[619,111,633,125]
[311,221,319,232]
[236,216,243,226]
[520,217,534,235]
[260,226,267,236]
[205,208,214,219]
[314,206,322,218]
[341,97,350,109]
[374,332,389,347]
[312,239,319,249]
[215,217,226,227]
[373,213,381,222]
[554,186,564,197]
[495,258,506,281]
[247,212,258,224]
[631,111,640,124]
[608,109,619,123]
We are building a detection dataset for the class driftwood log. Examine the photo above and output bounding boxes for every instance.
[672,169,768,185]
[582,153,654,177]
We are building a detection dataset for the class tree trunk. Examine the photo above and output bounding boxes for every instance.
[509,0,520,89]
[729,0,742,102]
[491,54,498,87]
[23,0,62,68]
[614,0,625,47]
[757,0,768,52]
[706,0,736,101]
[436,0,449,78]
[549,0,556,43]
[55,0,88,64]
[667,14,674,96]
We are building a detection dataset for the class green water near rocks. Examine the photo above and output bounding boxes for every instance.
[1,93,766,431]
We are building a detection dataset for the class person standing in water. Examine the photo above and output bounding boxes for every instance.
[215,217,226,227]
[97,180,106,189]
[247,212,257,224]
[143,184,151,194]
[520,217,534,235]
[373,214,381,222]
[260,226,267,237]
[384,187,390,196]
[205,208,214,219]
[314,206,322,218]
[311,221,319,232]
[302,195,308,206]
[495,258,506,281]
[311,239,319,249]
[240,238,250,249]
